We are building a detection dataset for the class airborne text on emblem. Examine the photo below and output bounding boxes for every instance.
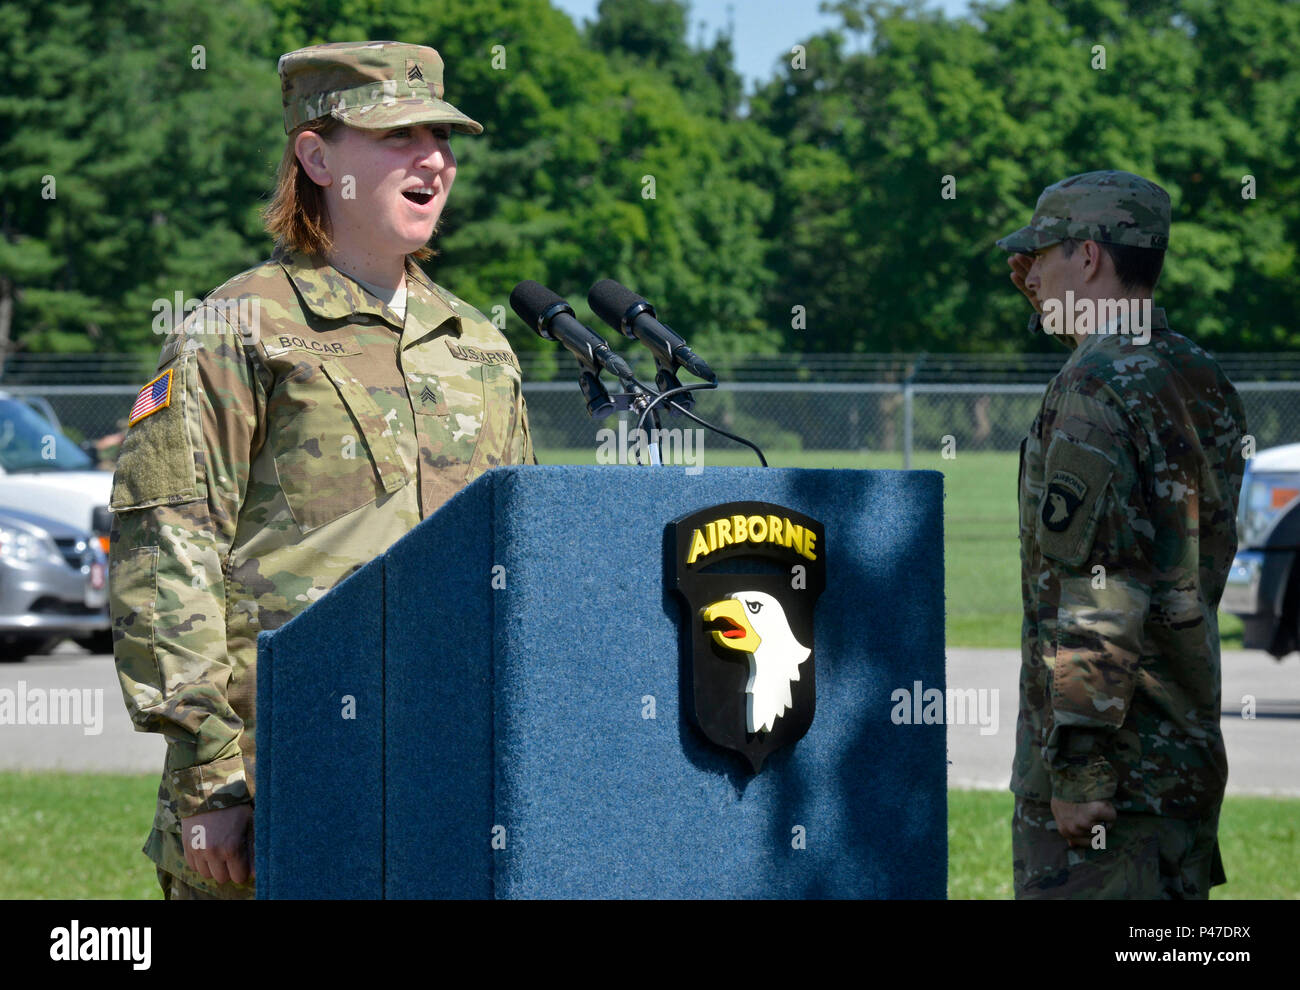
[668,501,827,772]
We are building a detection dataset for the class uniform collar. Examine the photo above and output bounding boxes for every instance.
[402,257,464,344]
[1072,303,1168,356]
[1028,305,1169,352]
[275,248,461,336]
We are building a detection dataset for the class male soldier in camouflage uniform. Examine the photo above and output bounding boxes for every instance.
[109,42,534,900]
[998,170,1247,898]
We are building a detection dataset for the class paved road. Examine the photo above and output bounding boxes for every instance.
[2,645,1297,796]
[947,648,1300,796]
[0,644,164,773]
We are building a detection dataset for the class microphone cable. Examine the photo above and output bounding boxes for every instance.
[629,378,768,468]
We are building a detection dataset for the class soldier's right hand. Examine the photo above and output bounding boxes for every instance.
[1007,253,1042,313]
[182,804,254,885]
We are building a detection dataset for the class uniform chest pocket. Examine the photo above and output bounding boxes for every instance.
[270,357,410,534]
[471,364,522,474]
[412,363,519,508]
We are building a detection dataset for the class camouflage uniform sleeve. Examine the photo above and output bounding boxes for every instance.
[517,391,538,465]
[108,308,266,818]
[1036,388,1151,804]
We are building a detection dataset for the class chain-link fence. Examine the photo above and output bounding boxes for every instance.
[8,379,1300,467]
[519,381,1300,463]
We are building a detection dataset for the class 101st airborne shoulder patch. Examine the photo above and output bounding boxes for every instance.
[1042,469,1088,532]
[1038,435,1115,567]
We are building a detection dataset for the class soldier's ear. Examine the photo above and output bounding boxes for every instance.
[1081,240,1106,281]
[294,130,333,188]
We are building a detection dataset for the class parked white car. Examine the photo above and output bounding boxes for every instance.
[0,393,112,548]
[0,393,114,656]
[1221,442,1300,658]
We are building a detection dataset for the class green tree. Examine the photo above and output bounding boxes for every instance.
[1,0,778,376]
[587,0,744,119]
[0,0,281,357]
[751,0,1300,353]
[6,0,1295,369]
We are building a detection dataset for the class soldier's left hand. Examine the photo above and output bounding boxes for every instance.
[181,803,254,884]
[1050,797,1116,848]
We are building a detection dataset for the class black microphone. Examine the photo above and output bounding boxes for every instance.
[510,280,636,383]
[587,279,717,383]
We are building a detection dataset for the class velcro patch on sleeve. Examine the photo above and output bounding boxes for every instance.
[1037,434,1115,567]
[110,356,200,511]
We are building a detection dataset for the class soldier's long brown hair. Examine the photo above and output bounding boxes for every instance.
[262,116,434,262]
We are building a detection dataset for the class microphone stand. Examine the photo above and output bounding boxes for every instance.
[572,361,664,466]
[565,354,768,468]
[625,388,662,465]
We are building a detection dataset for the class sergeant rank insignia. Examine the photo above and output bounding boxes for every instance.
[668,502,826,771]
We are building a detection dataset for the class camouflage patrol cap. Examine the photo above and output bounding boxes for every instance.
[996,170,1170,253]
[278,41,483,136]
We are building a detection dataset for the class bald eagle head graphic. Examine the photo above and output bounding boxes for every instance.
[1045,492,1069,525]
[700,591,811,734]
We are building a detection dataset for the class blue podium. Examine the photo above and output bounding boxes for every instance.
[256,466,946,898]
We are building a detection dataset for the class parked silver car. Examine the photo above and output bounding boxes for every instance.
[0,507,109,660]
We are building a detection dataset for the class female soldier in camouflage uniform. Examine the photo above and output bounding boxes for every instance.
[109,41,534,900]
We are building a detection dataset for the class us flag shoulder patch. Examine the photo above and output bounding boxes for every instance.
[128,368,174,427]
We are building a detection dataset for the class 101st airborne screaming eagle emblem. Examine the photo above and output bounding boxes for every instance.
[668,502,827,771]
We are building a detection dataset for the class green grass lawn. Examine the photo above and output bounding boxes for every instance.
[949,789,1300,899]
[0,772,162,899]
[1,772,1292,899]
[539,447,1245,649]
